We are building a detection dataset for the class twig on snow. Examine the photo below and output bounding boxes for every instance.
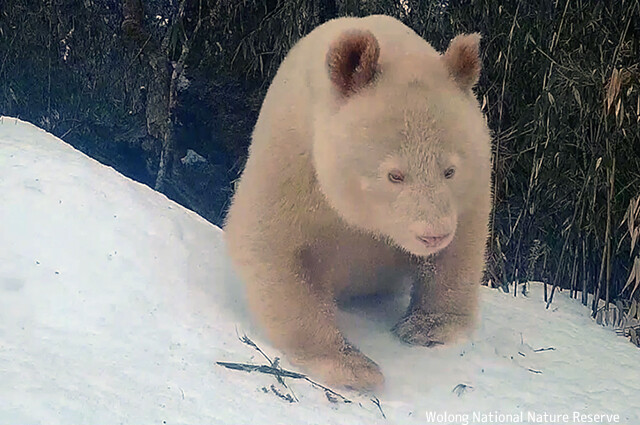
[371,396,386,419]
[533,347,556,352]
[452,383,473,397]
[221,331,354,404]
[216,361,306,379]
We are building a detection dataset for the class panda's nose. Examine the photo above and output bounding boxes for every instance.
[416,233,450,248]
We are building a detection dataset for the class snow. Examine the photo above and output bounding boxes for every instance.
[1,116,639,425]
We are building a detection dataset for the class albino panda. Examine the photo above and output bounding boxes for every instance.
[224,14,492,390]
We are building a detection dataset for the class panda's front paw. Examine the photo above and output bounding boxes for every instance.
[392,311,473,346]
[300,343,384,391]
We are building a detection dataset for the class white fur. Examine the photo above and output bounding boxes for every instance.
[224,15,492,390]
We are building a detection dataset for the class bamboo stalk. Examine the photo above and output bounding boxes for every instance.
[606,156,616,309]
[582,236,588,306]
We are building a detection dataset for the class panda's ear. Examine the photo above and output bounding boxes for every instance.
[326,29,380,97]
[442,33,482,92]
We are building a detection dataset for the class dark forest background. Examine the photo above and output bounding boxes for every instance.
[1,0,639,344]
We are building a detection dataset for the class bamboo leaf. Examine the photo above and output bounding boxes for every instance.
[606,68,620,112]
[623,199,632,229]
[615,98,623,127]
[622,257,640,296]
[629,299,637,319]
[572,86,581,108]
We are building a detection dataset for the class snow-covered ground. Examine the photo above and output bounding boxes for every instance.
[1,117,638,425]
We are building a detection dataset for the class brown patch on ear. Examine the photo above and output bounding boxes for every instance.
[443,33,482,91]
[326,30,380,97]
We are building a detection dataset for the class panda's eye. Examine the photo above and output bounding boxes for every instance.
[388,169,405,183]
[444,167,456,179]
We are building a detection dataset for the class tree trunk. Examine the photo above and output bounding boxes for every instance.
[122,0,173,191]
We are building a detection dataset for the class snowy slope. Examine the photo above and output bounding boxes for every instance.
[1,117,638,425]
